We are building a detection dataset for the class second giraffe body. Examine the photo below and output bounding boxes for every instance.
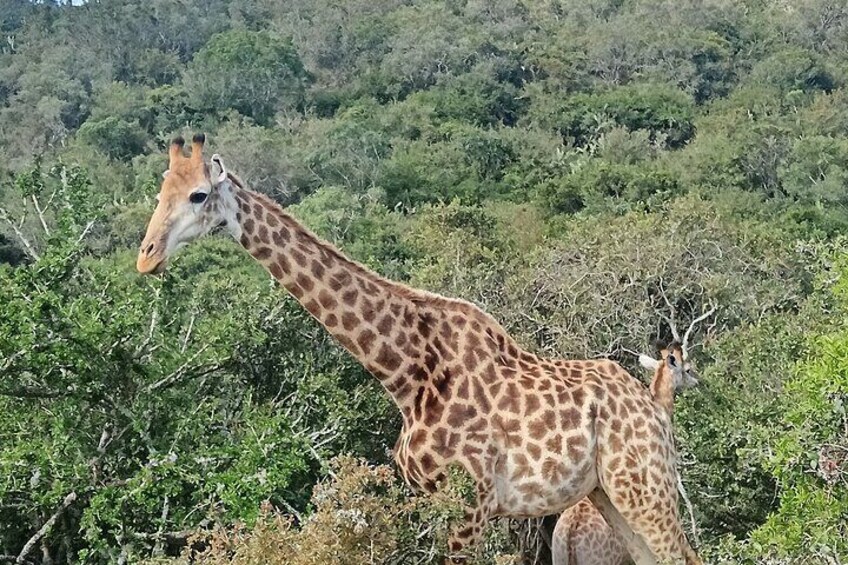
[136,137,701,564]
[552,343,702,565]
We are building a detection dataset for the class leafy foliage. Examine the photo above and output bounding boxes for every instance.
[147,457,516,565]
[184,30,308,125]
[749,249,848,558]
[527,83,696,149]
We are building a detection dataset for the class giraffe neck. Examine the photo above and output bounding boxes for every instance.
[223,181,436,412]
[649,366,675,417]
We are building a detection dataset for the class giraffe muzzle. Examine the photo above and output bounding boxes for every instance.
[136,241,168,275]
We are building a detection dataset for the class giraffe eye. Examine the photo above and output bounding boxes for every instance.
[189,191,208,204]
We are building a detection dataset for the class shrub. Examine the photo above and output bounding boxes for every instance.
[539,159,681,214]
[153,456,519,565]
[527,83,696,149]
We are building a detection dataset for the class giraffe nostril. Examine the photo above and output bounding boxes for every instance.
[144,243,155,255]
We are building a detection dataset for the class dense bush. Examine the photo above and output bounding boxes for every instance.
[147,456,517,565]
[527,83,696,149]
[77,117,148,161]
[749,249,848,558]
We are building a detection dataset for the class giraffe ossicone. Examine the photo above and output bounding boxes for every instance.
[137,136,701,565]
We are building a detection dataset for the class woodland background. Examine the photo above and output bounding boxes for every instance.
[0,0,846,563]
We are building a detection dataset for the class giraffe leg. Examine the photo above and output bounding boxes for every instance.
[444,482,497,564]
[619,494,698,565]
[588,489,657,565]
[593,464,699,565]
[554,500,631,565]
[551,516,569,565]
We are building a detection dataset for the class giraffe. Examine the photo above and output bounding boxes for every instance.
[552,341,702,565]
[136,135,701,564]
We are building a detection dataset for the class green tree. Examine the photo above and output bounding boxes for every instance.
[538,158,680,215]
[184,30,308,124]
[748,47,837,96]
[77,116,148,161]
[0,163,394,562]
[747,247,848,560]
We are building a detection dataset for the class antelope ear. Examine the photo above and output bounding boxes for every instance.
[162,170,170,179]
[639,354,660,371]
[210,154,228,185]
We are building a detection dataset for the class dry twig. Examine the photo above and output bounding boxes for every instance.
[15,492,77,564]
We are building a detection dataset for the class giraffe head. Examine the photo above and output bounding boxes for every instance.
[646,298,717,392]
[137,134,237,274]
[639,342,699,391]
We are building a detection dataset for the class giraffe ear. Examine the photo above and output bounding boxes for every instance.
[209,154,228,185]
[639,354,660,371]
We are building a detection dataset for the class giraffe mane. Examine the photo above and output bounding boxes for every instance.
[225,171,245,189]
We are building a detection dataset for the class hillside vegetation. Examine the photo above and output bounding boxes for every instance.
[0,0,846,563]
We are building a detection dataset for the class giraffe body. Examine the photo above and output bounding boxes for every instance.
[136,138,701,564]
[393,354,674,521]
[553,498,631,565]
[552,344,702,565]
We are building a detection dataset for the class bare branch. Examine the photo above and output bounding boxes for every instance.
[129,530,191,542]
[0,207,39,260]
[90,423,115,484]
[657,279,681,343]
[43,189,57,211]
[682,302,717,353]
[277,498,303,524]
[16,492,77,564]
[146,322,211,391]
[0,387,71,399]
[677,473,701,548]
[619,346,643,359]
[30,195,50,236]
[180,311,196,354]
[152,496,170,557]
[148,363,222,393]
[96,424,112,454]
[0,350,27,374]
[305,441,336,480]
[135,285,161,357]
[74,220,96,246]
